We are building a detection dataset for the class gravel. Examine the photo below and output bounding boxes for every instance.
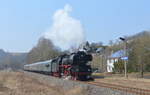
[23,71,136,95]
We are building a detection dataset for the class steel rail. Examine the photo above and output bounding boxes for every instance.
[86,81,150,95]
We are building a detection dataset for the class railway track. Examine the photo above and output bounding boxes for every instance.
[86,81,150,95]
[23,71,150,95]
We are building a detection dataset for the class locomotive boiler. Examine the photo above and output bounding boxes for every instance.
[24,51,93,81]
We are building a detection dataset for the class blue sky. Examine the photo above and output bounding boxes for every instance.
[0,0,150,52]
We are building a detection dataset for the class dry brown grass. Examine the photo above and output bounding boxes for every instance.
[65,86,87,95]
[0,71,87,95]
[0,71,62,95]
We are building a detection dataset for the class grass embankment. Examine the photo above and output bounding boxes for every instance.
[0,71,86,95]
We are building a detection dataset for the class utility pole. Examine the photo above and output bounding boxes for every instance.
[124,41,127,78]
[119,37,127,78]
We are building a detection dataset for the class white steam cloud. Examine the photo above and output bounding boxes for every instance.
[44,4,85,50]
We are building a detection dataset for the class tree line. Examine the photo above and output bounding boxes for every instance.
[1,31,149,75]
[112,31,150,77]
[27,37,62,64]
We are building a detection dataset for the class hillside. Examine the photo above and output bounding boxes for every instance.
[0,49,27,70]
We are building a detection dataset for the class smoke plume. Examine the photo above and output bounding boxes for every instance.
[44,4,85,51]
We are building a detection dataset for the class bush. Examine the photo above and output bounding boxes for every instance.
[113,59,124,73]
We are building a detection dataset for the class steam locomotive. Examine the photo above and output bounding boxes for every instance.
[24,51,93,81]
